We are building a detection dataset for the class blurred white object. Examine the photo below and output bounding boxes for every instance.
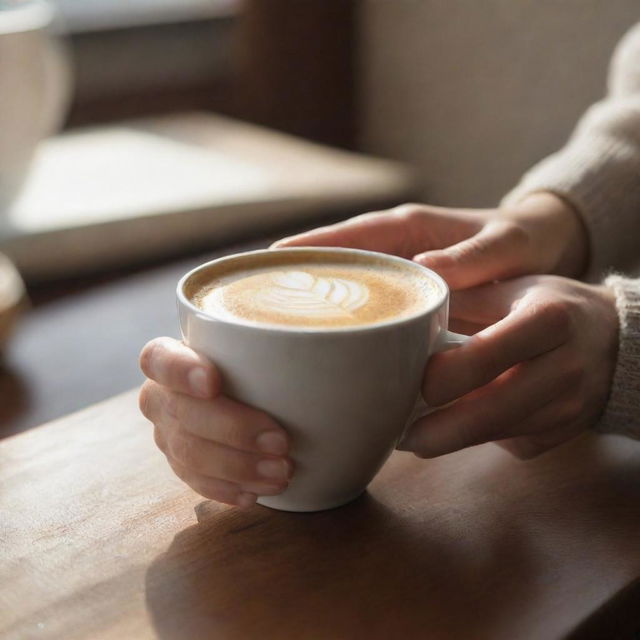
[0,113,417,283]
[52,0,238,33]
[0,0,71,231]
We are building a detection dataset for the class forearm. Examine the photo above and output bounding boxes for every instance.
[502,23,640,280]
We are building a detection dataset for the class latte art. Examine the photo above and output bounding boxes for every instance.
[189,254,441,329]
[256,271,369,319]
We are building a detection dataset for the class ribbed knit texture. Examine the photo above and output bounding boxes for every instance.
[598,275,640,438]
[502,23,640,437]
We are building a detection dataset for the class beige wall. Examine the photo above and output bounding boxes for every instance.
[358,1,639,207]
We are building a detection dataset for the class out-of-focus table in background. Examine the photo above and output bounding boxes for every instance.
[0,113,415,283]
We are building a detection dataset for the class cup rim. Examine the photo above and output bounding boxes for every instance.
[177,247,449,334]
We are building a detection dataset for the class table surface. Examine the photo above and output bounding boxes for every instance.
[2,390,640,640]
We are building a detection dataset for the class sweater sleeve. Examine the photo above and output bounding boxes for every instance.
[502,23,640,281]
[597,275,640,438]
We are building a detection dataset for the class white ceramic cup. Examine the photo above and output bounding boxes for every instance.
[177,247,467,512]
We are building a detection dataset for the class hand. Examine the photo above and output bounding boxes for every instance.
[276,192,588,289]
[399,276,619,459]
[139,337,293,508]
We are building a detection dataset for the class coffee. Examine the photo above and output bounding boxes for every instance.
[187,252,441,328]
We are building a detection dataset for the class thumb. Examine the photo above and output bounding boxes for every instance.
[272,211,409,255]
[413,221,530,290]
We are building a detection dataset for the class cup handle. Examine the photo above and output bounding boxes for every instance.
[436,329,471,352]
[400,328,471,436]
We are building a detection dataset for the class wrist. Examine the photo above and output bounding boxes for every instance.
[502,192,589,277]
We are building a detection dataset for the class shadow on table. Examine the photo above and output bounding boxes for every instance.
[144,492,535,640]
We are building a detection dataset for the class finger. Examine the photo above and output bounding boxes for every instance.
[179,395,289,455]
[140,337,221,399]
[139,382,290,456]
[414,220,531,290]
[424,295,571,406]
[403,347,574,458]
[164,426,293,486]
[448,318,485,336]
[166,455,288,501]
[274,204,481,257]
[493,389,588,458]
[165,456,257,508]
[448,281,526,327]
[273,210,411,254]
[496,420,585,460]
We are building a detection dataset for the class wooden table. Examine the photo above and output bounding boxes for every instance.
[2,390,639,639]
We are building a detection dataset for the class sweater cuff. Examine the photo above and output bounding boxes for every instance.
[502,131,640,282]
[595,275,640,438]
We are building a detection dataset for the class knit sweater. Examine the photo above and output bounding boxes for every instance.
[503,23,640,438]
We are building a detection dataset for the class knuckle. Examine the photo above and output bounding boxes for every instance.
[446,235,491,265]
[447,239,477,262]
[170,430,200,469]
[497,220,530,249]
[218,414,247,449]
[219,401,278,450]
[562,359,584,389]
[212,448,255,483]
[541,300,573,340]
[173,392,187,425]
[188,477,223,501]
[236,456,258,482]
[163,389,179,421]
[392,202,427,223]
[563,395,586,422]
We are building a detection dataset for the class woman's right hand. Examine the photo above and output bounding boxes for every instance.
[276,192,589,289]
[139,337,293,508]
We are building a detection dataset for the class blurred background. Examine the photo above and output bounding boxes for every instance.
[1,0,638,435]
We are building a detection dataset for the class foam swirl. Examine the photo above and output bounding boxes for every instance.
[253,270,369,318]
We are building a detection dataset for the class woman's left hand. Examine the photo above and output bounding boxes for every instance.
[399,275,620,459]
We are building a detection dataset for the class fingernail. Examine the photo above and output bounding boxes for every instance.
[256,430,288,455]
[236,492,257,509]
[188,367,209,397]
[414,253,435,268]
[257,458,289,481]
